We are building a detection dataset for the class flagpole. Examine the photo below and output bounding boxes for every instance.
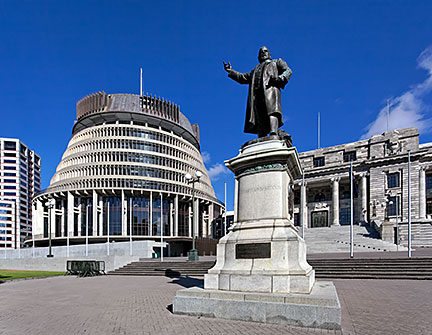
[302,171,305,239]
[387,99,390,132]
[224,181,227,236]
[107,202,110,256]
[129,197,133,256]
[85,204,89,256]
[350,160,354,258]
[161,193,164,262]
[408,151,412,258]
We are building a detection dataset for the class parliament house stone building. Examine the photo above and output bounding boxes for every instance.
[30,92,223,256]
[294,127,432,246]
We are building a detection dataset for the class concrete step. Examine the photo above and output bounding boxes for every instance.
[304,225,407,253]
[108,258,432,279]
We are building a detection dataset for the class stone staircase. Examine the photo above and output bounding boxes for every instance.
[109,260,215,277]
[308,258,432,280]
[304,224,407,254]
[399,221,432,247]
[108,258,432,279]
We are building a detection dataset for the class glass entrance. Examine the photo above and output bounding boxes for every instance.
[311,211,329,228]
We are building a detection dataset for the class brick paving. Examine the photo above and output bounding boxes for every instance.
[0,276,431,335]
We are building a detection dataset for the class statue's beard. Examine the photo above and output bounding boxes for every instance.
[259,55,270,63]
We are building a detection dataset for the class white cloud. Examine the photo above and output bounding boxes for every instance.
[207,163,230,180]
[201,151,211,164]
[361,45,432,139]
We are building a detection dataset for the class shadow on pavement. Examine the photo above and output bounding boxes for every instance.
[166,304,173,313]
[167,276,204,289]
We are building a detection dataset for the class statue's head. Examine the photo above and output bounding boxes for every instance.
[258,46,271,63]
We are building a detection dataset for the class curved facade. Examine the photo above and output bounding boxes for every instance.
[31,92,223,254]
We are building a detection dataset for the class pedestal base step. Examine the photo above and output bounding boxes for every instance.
[173,281,341,330]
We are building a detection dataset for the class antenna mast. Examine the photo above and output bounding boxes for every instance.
[386,99,389,132]
[318,112,321,149]
[140,68,143,96]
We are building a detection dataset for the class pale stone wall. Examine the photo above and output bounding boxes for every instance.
[294,128,432,234]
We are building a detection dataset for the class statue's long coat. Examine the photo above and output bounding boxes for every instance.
[228,58,292,135]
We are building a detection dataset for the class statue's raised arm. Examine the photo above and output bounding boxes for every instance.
[224,46,292,138]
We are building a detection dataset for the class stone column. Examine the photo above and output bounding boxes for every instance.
[419,167,426,219]
[77,198,82,236]
[92,190,98,236]
[331,177,340,226]
[32,198,45,238]
[50,200,56,238]
[67,192,74,237]
[209,204,214,238]
[98,197,103,236]
[61,200,66,237]
[149,191,153,236]
[360,173,368,223]
[169,200,174,237]
[300,181,308,229]
[174,194,179,236]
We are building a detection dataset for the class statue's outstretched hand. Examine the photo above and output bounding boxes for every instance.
[223,61,232,73]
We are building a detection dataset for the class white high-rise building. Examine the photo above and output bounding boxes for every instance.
[0,138,41,249]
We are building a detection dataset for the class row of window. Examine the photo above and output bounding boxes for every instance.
[46,178,210,201]
[71,125,197,154]
[57,152,203,184]
[66,139,200,166]
[312,151,357,168]
[42,196,212,239]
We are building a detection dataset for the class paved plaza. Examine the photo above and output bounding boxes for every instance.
[0,275,431,335]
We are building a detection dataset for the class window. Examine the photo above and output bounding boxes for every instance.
[340,208,351,224]
[387,172,400,188]
[387,196,399,216]
[4,141,16,150]
[4,173,16,176]
[314,192,326,202]
[426,174,432,190]
[4,153,16,157]
[313,157,325,167]
[343,151,356,162]
[4,159,16,164]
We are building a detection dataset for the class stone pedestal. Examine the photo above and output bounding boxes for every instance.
[173,138,341,329]
[205,139,313,293]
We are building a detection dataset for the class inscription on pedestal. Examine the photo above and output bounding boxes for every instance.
[236,243,271,259]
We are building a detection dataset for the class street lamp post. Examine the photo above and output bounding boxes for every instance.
[47,198,56,258]
[129,198,133,256]
[185,171,202,261]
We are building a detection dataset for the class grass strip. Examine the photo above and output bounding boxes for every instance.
[0,269,65,281]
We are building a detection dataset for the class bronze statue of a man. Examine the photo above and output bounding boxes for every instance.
[224,46,292,137]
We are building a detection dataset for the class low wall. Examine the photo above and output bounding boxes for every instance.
[0,241,164,271]
[0,255,141,272]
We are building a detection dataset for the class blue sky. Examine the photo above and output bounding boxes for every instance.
[1,1,431,209]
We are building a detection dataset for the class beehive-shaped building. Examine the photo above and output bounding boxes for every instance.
[32,92,223,255]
